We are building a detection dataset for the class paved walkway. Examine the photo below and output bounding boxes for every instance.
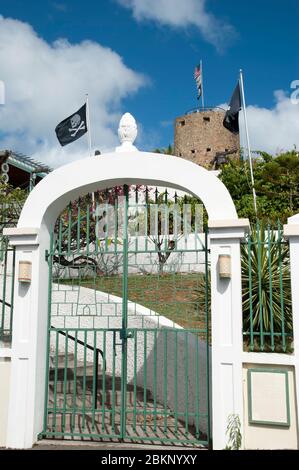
[32,440,205,450]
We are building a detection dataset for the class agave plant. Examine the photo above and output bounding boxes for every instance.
[241,223,292,334]
[194,223,293,343]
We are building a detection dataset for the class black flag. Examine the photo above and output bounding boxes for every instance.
[223,82,241,134]
[55,104,87,146]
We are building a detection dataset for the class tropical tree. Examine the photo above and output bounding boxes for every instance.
[0,177,27,234]
[143,188,204,273]
[219,149,299,223]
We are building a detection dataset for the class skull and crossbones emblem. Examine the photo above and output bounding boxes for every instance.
[69,113,86,137]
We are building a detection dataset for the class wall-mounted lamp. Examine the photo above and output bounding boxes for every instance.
[18,261,32,283]
[218,254,231,279]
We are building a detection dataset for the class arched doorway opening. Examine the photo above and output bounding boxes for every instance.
[43,182,210,446]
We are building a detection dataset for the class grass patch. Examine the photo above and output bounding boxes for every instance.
[59,272,209,333]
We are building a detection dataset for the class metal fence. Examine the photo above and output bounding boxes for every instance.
[242,221,293,353]
[0,238,16,343]
[0,205,19,344]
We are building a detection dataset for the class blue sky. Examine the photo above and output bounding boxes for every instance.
[0,0,298,166]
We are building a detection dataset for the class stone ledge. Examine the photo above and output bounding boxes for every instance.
[284,224,299,237]
[3,227,39,247]
[208,218,250,229]
[3,227,39,236]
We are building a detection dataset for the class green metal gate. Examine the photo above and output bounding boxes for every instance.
[41,185,210,446]
[0,237,16,344]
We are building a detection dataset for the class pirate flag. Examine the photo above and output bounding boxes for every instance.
[55,104,87,146]
[223,82,241,134]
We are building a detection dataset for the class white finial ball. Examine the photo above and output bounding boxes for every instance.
[118,112,137,145]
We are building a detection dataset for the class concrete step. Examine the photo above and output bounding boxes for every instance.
[45,369,204,444]
[49,363,100,381]
[50,354,105,369]
[46,357,188,438]
[48,366,157,409]
[45,412,204,445]
[48,373,146,395]
[35,439,205,450]
[50,353,75,368]
[48,388,152,407]
[47,409,178,428]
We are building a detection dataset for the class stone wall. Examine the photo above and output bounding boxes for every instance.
[174,110,240,168]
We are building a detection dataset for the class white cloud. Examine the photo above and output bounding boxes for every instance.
[0,16,147,167]
[116,0,236,50]
[242,91,299,155]
[218,91,299,155]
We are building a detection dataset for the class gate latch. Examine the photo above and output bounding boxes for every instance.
[119,329,135,340]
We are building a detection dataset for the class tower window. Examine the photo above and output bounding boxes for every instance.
[191,150,195,154]
[206,148,211,152]
[180,120,185,126]
[203,117,210,122]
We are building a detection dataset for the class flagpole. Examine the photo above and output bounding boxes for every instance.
[239,69,257,214]
[200,60,205,110]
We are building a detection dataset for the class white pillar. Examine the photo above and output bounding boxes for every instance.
[3,227,49,449]
[209,219,249,449]
[284,217,299,435]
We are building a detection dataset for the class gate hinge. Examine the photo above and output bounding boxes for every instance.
[45,249,50,262]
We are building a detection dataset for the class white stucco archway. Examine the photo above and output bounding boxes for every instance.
[17,151,237,230]
[4,116,249,449]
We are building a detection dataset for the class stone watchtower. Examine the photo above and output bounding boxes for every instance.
[174,109,240,168]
